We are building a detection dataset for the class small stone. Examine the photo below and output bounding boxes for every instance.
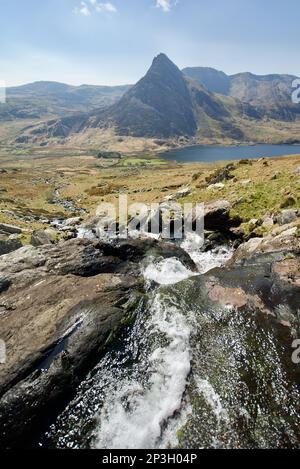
[208,183,225,190]
[240,179,251,185]
[262,217,274,229]
[64,217,81,227]
[293,166,300,175]
[164,194,175,202]
[176,187,191,199]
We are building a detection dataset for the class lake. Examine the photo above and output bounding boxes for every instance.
[161,144,300,163]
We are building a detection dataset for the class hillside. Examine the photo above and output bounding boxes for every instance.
[183,67,300,121]
[0,82,131,121]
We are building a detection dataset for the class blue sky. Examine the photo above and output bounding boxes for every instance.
[1,0,299,86]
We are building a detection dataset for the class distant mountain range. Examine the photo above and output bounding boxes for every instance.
[2,53,299,145]
[182,67,300,121]
[0,82,131,121]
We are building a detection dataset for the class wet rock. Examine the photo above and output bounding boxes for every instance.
[0,237,195,448]
[181,250,300,326]
[272,257,300,288]
[208,284,248,308]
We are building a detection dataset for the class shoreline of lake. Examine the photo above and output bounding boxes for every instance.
[160,143,300,163]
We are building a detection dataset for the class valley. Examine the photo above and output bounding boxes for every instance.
[1,50,300,450]
[0,149,299,246]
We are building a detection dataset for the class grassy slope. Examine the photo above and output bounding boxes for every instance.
[0,151,299,244]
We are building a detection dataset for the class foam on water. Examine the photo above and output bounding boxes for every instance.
[144,257,196,285]
[195,378,229,424]
[181,232,234,274]
[93,294,191,449]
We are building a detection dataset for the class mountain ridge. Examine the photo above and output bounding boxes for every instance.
[9,54,300,146]
[0,82,131,121]
[183,66,300,121]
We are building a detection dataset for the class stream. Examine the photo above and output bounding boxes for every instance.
[42,237,300,449]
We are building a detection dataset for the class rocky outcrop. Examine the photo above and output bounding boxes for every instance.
[230,219,300,264]
[0,237,195,448]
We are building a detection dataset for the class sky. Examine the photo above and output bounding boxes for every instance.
[0,0,300,87]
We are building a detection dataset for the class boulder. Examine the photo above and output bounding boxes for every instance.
[205,167,235,185]
[30,229,57,247]
[0,235,22,256]
[0,223,22,235]
[262,216,274,230]
[204,200,241,231]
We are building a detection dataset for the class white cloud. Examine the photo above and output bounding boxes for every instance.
[74,1,117,16]
[156,0,175,12]
[74,1,91,16]
[91,0,117,13]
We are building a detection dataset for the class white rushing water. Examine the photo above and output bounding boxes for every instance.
[92,238,233,449]
[144,257,196,285]
[93,294,192,449]
[94,250,196,449]
[181,232,234,274]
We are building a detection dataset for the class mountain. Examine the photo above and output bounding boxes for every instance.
[0,82,131,121]
[229,73,300,120]
[20,54,259,143]
[183,67,300,121]
[182,67,230,95]
[86,53,198,138]
[13,54,300,145]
